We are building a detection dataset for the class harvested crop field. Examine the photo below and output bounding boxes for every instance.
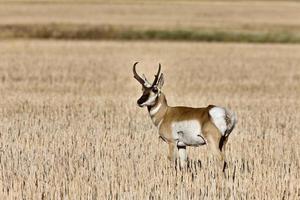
[0,40,299,199]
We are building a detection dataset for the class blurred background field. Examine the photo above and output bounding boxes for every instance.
[1,0,300,42]
[0,1,299,199]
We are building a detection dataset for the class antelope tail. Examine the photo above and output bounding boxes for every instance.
[224,109,237,137]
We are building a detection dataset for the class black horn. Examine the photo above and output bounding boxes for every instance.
[152,63,161,87]
[133,62,146,85]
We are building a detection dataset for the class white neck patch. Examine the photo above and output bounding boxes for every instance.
[157,119,164,128]
[150,103,161,116]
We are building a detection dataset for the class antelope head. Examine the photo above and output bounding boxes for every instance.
[133,62,164,107]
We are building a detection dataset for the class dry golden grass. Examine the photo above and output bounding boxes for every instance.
[0,40,299,199]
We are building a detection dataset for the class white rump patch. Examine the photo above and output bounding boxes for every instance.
[171,120,206,146]
[209,107,227,135]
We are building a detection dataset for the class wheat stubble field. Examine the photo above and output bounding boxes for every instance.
[0,40,299,199]
[0,1,300,199]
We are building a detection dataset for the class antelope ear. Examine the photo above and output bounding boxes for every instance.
[157,73,164,89]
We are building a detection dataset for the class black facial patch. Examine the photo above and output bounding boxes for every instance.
[137,92,150,105]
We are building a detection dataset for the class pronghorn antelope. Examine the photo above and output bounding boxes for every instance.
[133,62,237,171]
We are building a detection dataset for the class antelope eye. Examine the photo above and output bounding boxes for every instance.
[152,88,158,93]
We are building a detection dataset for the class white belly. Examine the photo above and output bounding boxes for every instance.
[171,120,206,147]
